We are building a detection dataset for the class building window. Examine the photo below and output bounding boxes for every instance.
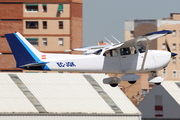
[173,43,176,50]
[173,57,176,63]
[130,31,134,37]
[59,21,63,29]
[42,4,47,12]
[173,30,176,37]
[162,43,166,50]
[42,38,47,46]
[43,21,47,29]
[58,4,63,12]
[26,21,38,29]
[179,71,180,78]
[172,70,177,78]
[142,89,148,97]
[26,38,38,46]
[162,70,166,78]
[59,38,64,46]
[26,4,38,12]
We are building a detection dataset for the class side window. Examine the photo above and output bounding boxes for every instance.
[103,49,118,57]
[138,45,146,53]
[120,48,131,55]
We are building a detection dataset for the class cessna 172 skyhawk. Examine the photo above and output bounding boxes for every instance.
[5,30,177,87]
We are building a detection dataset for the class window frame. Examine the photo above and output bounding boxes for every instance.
[25,4,38,12]
[59,21,63,29]
[26,21,39,29]
[43,21,47,29]
[58,38,64,46]
[26,38,39,46]
[172,70,177,78]
[42,38,47,46]
[173,43,176,50]
[42,4,47,12]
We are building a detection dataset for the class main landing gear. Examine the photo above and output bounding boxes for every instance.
[110,83,118,87]
[103,74,120,87]
[148,71,163,85]
[128,81,136,84]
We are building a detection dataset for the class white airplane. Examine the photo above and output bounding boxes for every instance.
[5,30,177,87]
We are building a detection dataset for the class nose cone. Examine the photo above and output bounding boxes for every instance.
[152,50,171,70]
[171,52,177,57]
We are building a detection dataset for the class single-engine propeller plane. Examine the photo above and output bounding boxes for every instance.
[5,30,177,87]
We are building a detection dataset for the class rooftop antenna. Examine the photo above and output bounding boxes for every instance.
[104,37,113,45]
[111,35,121,43]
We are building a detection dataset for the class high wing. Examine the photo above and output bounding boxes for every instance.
[72,30,172,53]
[66,44,111,54]
[106,30,173,50]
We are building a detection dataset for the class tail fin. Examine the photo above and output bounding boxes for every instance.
[5,32,43,68]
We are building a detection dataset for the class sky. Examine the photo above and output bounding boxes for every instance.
[83,0,180,46]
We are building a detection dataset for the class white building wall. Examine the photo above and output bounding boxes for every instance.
[0,115,141,120]
[138,83,180,119]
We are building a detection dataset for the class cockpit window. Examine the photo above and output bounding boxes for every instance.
[138,44,146,53]
[120,46,137,55]
[103,49,118,57]
[120,47,131,55]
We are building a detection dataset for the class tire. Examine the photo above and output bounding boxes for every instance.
[110,83,118,87]
[155,83,161,85]
[128,81,136,84]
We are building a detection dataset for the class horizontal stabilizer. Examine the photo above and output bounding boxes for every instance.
[20,62,49,67]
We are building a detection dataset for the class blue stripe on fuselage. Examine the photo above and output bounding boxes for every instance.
[14,33,40,62]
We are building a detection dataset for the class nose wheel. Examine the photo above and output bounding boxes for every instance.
[151,71,157,77]
[150,71,162,85]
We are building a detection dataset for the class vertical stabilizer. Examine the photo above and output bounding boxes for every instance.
[5,32,42,68]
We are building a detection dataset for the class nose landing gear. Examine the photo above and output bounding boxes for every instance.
[148,71,164,85]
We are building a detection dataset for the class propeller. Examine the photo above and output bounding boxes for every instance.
[165,38,177,57]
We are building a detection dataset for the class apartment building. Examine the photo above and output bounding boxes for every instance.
[123,13,180,105]
[0,0,82,72]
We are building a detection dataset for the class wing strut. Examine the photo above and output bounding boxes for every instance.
[140,37,151,71]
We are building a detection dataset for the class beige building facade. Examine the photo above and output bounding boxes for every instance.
[0,0,82,72]
[123,13,180,105]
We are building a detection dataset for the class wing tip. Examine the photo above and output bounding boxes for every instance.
[144,30,173,36]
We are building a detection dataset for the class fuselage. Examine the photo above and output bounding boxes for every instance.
[40,49,171,74]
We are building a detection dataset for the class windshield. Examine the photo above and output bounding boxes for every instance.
[93,49,102,55]
[103,49,118,57]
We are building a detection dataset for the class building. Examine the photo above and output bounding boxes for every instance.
[137,81,180,119]
[0,0,82,72]
[123,13,180,104]
[0,73,141,119]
